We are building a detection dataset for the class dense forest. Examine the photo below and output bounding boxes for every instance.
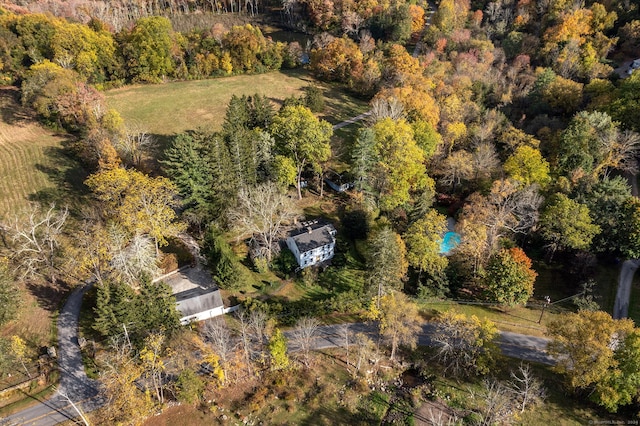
[1,0,640,423]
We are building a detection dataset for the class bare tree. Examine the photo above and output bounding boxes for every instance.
[56,388,90,426]
[459,179,542,258]
[203,319,236,384]
[426,408,459,426]
[227,183,299,263]
[438,150,474,191]
[235,309,267,377]
[468,378,515,426]
[5,203,68,284]
[342,11,364,36]
[369,96,405,123]
[472,143,500,180]
[235,310,252,377]
[115,122,155,167]
[431,311,498,378]
[339,324,352,370]
[596,129,640,176]
[352,333,379,378]
[291,317,320,368]
[108,227,160,286]
[248,308,268,358]
[508,363,546,413]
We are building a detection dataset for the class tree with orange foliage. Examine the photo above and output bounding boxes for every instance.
[485,247,537,306]
[310,36,364,86]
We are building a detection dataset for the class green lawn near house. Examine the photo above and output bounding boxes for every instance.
[105,69,369,136]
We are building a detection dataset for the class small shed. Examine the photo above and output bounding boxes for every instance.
[175,287,224,325]
[324,171,354,192]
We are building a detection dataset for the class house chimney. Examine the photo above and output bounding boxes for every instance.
[307,227,312,234]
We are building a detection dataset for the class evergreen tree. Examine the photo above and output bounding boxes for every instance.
[93,281,137,338]
[225,128,256,188]
[351,127,377,192]
[248,93,274,129]
[93,282,117,337]
[138,278,181,335]
[162,130,216,222]
[204,229,242,289]
[222,94,251,135]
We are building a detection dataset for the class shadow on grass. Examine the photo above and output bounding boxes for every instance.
[25,279,73,312]
[0,87,34,126]
[146,133,176,175]
[30,144,90,215]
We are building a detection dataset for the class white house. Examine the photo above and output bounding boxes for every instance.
[286,221,337,269]
[175,287,227,325]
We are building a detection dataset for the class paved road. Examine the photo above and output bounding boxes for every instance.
[614,259,640,319]
[286,322,554,366]
[3,282,103,426]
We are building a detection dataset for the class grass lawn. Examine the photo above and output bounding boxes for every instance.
[0,87,83,216]
[105,69,369,136]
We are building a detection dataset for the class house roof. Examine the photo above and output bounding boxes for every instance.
[175,287,223,317]
[289,223,336,253]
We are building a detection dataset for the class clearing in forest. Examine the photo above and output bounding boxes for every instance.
[0,87,76,217]
[105,69,369,136]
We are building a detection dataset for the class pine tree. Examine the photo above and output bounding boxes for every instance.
[138,278,181,335]
[248,93,274,129]
[204,230,242,289]
[222,94,251,134]
[93,282,117,337]
[161,130,216,222]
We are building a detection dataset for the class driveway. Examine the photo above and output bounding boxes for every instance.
[614,259,640,319]
[3,282,103,426]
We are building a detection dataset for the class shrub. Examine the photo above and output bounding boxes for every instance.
[272,248,298,276]
[304,85,325,112]
[176,369,204,404]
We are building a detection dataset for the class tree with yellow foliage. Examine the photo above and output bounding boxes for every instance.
[367,292,422,361]
[85,168,185,254]
[432,310,499,377]
[372,118,430,211]
[98,341,155,426]
[547,311,640,412]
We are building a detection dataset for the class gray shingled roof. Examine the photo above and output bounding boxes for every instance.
[175,288,223,317]
[290,224,335,253]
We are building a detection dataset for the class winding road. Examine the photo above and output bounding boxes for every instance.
[3,283,103,426]
[8,293,554,425]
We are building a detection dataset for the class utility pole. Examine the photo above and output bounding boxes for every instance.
[538,296,551,324]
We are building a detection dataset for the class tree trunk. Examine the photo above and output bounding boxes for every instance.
[21,360,30,378]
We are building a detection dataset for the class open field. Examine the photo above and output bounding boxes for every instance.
[0,87,80,216]
[105,69,369,136]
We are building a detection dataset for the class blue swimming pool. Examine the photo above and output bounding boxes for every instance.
[439,231,461,254]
